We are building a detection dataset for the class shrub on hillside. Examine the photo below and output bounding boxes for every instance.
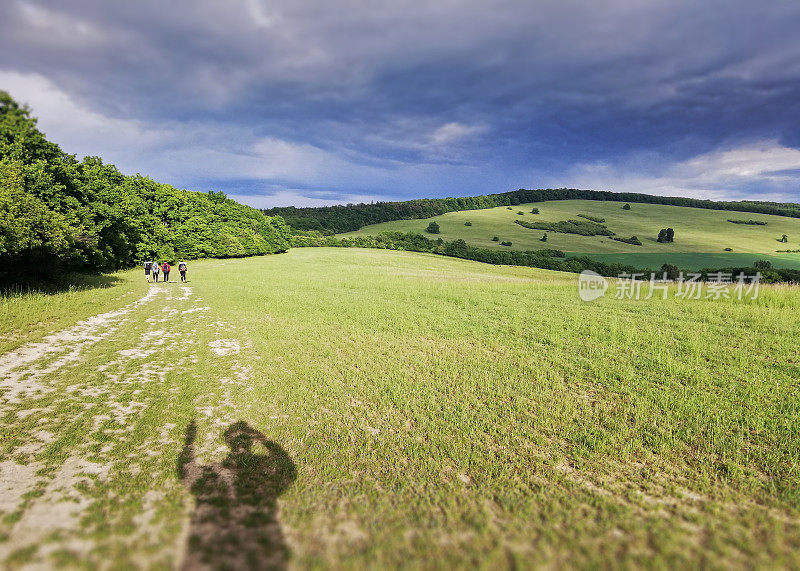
[540,233,548,242]
[623,203,631,210]
[492,236,499,241]
[531,208,540,214]
[426,221,440,234]
[516,219,614,236]
[501,241,513,246]
[612,236,642,246]
[464,221,472,226]
[657,228,675,243]
[727,219,767,225]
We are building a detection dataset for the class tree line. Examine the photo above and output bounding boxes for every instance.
[0,92,291,282]
[265,188,800,235]
[292,231,800,283]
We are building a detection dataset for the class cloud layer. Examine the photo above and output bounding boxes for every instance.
[2,0,800,206]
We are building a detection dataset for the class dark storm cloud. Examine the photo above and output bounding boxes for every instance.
[2,0,800,204]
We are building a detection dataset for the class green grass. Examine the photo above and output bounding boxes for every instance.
[1,248,800,568]
[0,272,145,354]
[340,199,800,269]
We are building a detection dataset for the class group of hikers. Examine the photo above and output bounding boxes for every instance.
[144,260,188,283]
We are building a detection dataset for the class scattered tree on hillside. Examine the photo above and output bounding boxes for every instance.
[464,221,472,226]
[492,236,499,241]
[754,260,772,270]
[540,233,548,242]
[657,228,675,243]
[426,221,440,234]
[780,234,788,243]
[623,203,631,210]
[531,208,540,214]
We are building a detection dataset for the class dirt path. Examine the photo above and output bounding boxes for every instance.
[0,284,254,568]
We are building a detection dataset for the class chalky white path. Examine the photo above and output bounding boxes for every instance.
[0,284,250,568]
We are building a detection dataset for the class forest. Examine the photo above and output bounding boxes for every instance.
[0,92,290,282]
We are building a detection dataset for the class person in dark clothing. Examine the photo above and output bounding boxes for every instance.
[162,261,171,282]
[144,260,153,282]
[178,260,187,282]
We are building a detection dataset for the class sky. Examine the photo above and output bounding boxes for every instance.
[1,0,800,208]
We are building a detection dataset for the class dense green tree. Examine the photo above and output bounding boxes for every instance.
[657,228,675,243]
[426,221,440,234]
[0,91,290,282]
[660,263,679,280]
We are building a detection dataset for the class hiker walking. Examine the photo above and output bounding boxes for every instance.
[151,261,160,283]
[162,261,171,282]
[178,260,187,282]
[144,260,153,282]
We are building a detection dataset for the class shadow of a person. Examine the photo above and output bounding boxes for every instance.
[178,420,296,570]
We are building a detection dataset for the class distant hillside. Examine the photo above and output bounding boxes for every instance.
[264,189,800,235]
[0,92,290,281]
[341,200,800,270]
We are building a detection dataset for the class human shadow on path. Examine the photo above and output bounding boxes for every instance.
[178,420,296,570]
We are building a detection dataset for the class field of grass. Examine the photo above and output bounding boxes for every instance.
[1,248,800,568]
[340,200,800,269]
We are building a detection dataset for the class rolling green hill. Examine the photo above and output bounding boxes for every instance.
[341,200,800,270]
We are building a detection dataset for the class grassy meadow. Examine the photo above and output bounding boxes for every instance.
[1,248,799,568]
[340,200,800,269]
